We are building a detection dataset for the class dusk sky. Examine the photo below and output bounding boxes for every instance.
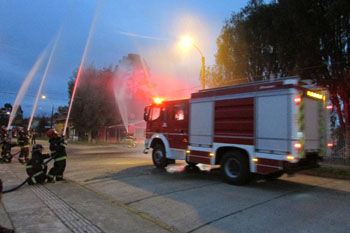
[0,0,250,117]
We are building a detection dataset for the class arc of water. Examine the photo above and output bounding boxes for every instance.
[7,47,49,131]
[63,0,102,136]
[114,75,129,133]
[27,31,62,131]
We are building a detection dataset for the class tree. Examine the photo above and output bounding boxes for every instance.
[0,103,12,126]
[68,66,121,142]
[13,105,23,127]
[210,0,350,158]
[57,106,68,115]
[37,116,49,136]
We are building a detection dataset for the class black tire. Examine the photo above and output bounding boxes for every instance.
[152,144,168,168]
[220,151,250,185]
[265,171,284,181]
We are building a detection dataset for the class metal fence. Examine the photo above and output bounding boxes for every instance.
[324,147,350,165]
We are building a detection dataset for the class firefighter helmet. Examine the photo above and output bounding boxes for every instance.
[32,144,43,153]
[46,129,58,139]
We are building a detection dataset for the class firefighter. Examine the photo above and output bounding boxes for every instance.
[126,134,137,148]
[0,126,6,139]
[26,144,49,185]
[46,129,67,183]
[0,126,13,163]
[17,129,30,164]
[0,139,14,163]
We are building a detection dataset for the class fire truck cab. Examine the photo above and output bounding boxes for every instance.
[144,77,330,185]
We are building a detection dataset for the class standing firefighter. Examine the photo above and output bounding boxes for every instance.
[46,129,67,183]
[26,144,49,185]
[0,126,13,163]
[18,129,30,164]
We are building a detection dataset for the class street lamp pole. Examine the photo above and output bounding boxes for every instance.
[201,56,205,90]
[51,104,54,129]
[42,95,54,129]
[181,37,206,89]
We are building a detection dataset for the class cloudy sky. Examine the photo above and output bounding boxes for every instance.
[0,0,249,117]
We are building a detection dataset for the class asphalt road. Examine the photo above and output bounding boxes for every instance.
[58,142,350,233]
[3,141,349,233]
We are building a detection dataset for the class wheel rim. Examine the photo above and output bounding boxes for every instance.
[224,158,240,178]
[154,149,164,164]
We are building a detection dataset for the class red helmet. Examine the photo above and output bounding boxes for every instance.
[46,129,58,139]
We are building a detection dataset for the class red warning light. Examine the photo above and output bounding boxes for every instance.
[327,143,334,147]
[294,143,302,149]
[294,97,302,104]
[326,105,333,110]
[153,97,164,105]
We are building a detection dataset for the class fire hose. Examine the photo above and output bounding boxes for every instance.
[2,157,53,194]
[10,151,20,157]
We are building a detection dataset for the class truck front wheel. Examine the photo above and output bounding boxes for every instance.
[152,144,168,168]
[220,151,250,185]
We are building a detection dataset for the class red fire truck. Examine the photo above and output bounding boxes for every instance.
[143,77,330,185]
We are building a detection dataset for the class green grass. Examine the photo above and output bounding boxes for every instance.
[301,167,350,180]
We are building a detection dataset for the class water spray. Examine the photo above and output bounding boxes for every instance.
[114,75,129,133]
[7,46,49,131]
[27,30,62,131]
[63,0,102,137]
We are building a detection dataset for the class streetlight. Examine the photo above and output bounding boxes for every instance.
[41,95,54,129]
[181,36,205,89]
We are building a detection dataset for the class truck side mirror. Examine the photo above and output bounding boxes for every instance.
[144,107,150,121]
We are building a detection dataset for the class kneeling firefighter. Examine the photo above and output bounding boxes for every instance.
[26,144,49,185]
[46,129,67,183]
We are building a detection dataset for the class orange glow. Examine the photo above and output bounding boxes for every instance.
[294,97,302,104]
[287,155,295,160]
[209,153,214,157]
[327,143,334,147]
[294,143,302,149]
[252,158,258,162]
[153,97,164,104]
[326,105,333,110]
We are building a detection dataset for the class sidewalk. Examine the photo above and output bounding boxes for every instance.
[0,161,170,233]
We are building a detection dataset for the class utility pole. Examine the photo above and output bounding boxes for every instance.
[50,104,54,129]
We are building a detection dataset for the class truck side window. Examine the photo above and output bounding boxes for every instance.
[173,104,185,121]
[150,107,161,121]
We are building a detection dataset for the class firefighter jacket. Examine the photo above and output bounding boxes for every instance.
[26,151,50,171]
[26,150,49,184]
[18,133,29,148]
[0,130,8,144]
[49,137,67,162]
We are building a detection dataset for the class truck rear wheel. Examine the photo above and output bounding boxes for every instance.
[220,151,250,185]
[152,144,168,168]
